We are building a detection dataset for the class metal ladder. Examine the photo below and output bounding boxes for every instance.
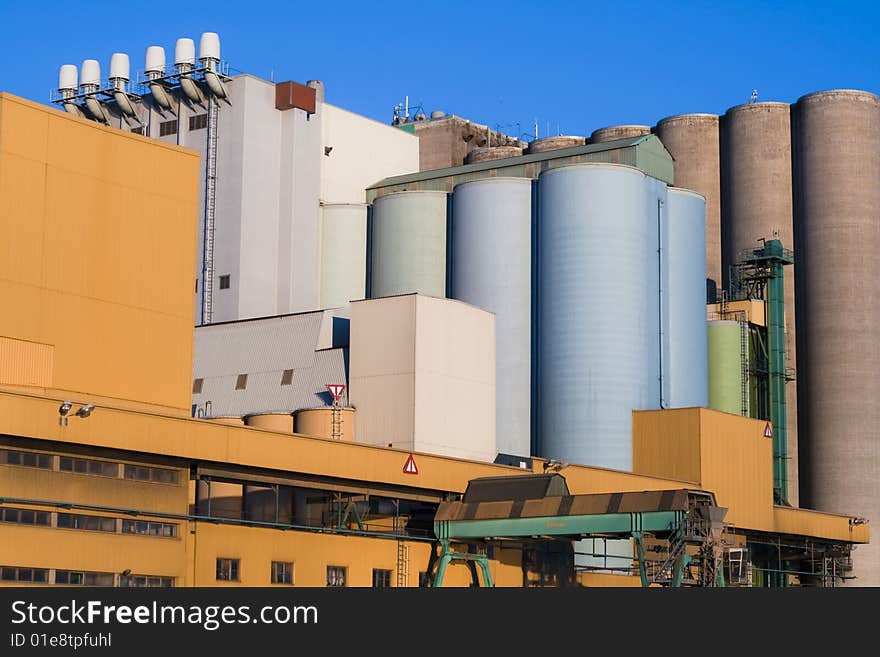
[201,95,219,325]
[740,320,750,417]
[395,511,409,588]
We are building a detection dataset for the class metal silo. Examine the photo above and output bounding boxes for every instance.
[369,190,448,299]
[792,89,880,586]
[664,188,708,409]
[589,124,651,144]
[654,114,722,297]
[720,101,799,503]
[451,178,532,458]
[320,203,367,308]
[707,320,744,415]
[537,163,660,471]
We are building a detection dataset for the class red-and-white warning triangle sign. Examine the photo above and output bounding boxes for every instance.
[764,422,773,438]
[403,454,419,475]
[327,383,346,402]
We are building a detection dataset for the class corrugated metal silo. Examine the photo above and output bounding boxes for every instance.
[792,89,880,586]
[369,190,448,298]
[654,114,722,296]
[537,163,660,470]
[451,178,532,458]
[720,101,798,503]
[590,124,651,144]
[707,320,744,415]
[664,188,708,408]
[320,203,367,308]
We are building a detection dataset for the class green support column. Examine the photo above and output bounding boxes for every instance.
[633,533,649,588]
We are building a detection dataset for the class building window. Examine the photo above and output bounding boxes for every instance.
[216,558,240,582]
[55,570,114,586]
[1,449,52,469]
[56,513,117,533]
[418,571,431,588]
[326,565,347,587]
[219,274,231,290]
[0,566,49,583]
[235,374,248,390]
[122,520,177,537]
[271,561,293,585]
[280,369,294,386]
[123,464,179,484]
[130,125,146,135]
[159,119,178,137]
[372,568,392,588]
[193,378,204,394]
[0,508,51,526]
[189,113,208,131]
[59,456,118,478]
[127,575,174,588]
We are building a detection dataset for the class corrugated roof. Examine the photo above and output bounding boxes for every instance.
[193,311,349,417]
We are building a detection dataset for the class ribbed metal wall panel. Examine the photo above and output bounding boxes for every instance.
[320,204,367,308]
[664,188,708,408]
[369,190,448,298]
[707,320,743,415]
[450,178,532,458]
[537,163,661,471]
[793,89,880,586]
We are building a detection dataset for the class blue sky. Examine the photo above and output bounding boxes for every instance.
[0,1,877,139]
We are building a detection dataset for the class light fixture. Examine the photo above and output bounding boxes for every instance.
[75,403,95,418]
[58,401,73,425]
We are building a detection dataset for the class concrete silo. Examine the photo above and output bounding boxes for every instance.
[368,190,448,299]
[590,125,651,144]
[451,178,533,458]
[720,101,799,504]
[536,163,661,471]
[320,203,367,308]
[664,188,708,409]
[654,114,722,297]
[792,89,880,586]
[526,136,586,154]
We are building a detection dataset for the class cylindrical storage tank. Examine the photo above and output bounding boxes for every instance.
[664,188,708,408]
[792,89,880,586]
[244,413,293,433]
[369,190,448,298]
[654,114,722,296]
[464,146,523,164]
[195,481,243,519]
[707,320,745,415]
[207,417,246,426]
[720,101,798,503]
[294,408,356,441]
[537,164,660,470]
[590,124,651,143]
[321,203,367,308]
[451,178,533,458]
[527,135,586,153]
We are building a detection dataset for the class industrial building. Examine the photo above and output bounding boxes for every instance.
[0,93,871,588]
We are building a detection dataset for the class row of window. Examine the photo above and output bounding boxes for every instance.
[1,506,177,538]
[0,566,173,587]
[155,114,207,137]
[192,367,298,394]
[0,449,180,485]
[215,558,394,587]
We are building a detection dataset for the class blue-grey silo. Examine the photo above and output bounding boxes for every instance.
[664,188,708,408]
[320,203,367,308]
[536,163,661,470]
[450,178,533,458]
[369,190,448,299]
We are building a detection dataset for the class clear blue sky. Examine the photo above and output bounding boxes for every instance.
[1,1,877,140]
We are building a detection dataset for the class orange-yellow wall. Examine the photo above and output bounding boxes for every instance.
[0,93,199,414]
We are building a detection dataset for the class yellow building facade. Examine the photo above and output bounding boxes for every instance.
[0,93,869,588]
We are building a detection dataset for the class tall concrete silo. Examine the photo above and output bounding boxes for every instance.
[320,203,367,308]
[720,101,799,504]
[451,178,533,458]
[590,124,651,144]
[369,190,448,299]
[537,163,661,470]
[664,188,708,409]
[792,89,880,586]
[654,114,722,297]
